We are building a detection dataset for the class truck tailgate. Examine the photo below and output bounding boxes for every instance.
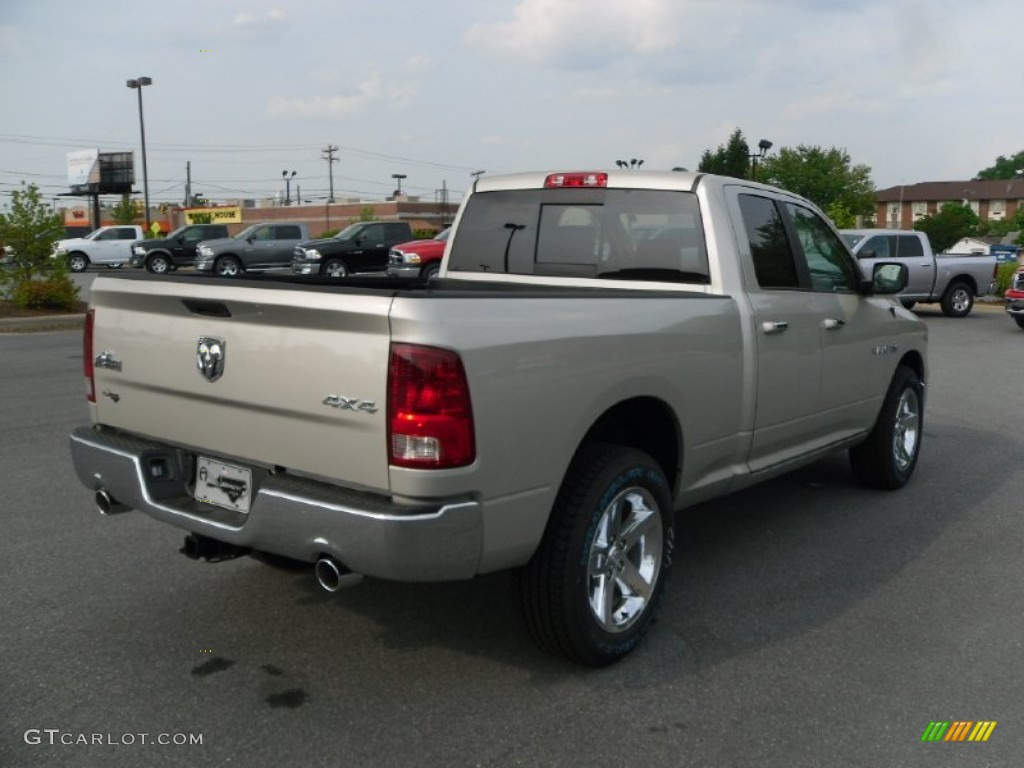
[88,277,394,493]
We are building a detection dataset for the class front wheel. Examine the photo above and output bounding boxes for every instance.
[421,262,440,280]
[1014,316,1024,331]
[215,256,241,277]
[940,281,974,317]
[68,252,89,273]
[323,259,348,278]
[515,443,674,666]
[849,365,924,490]
[146,254,170,274]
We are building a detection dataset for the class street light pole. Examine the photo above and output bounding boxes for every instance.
[749,139,773,180]
[126,77,153,230]
[282,170,296,205]
[391,173,407,199]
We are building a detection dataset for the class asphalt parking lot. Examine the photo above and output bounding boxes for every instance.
[1,300,1022,768]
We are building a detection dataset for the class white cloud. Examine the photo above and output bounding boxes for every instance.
[466,0,679,68]
[265,57,431,119]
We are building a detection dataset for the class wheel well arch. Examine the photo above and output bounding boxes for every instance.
[578,396,682,495]
[945,274,978,294]
[897,350,925,383]
[68,250,89,259]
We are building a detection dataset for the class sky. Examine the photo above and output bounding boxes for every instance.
[2,0,1023,209]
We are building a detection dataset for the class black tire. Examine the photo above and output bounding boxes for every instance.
[215,256,242,277]
[899,299,916,310]
[515,443,674,666]
[940,281,973,318]
[1014,316,1024,331]
[68,252,89,273]
[849,365,924,490]
[146,254,170,274]
[421,262,440,280]
[323,259,348,278]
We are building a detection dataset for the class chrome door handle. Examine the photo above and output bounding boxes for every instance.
[761,320,789,334]
[823,318,846,330]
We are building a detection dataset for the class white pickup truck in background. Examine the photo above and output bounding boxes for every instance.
[70,172,928,666]
[52,225,146,272]
[840,228,997,317]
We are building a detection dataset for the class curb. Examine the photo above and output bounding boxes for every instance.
[0,313,85,333]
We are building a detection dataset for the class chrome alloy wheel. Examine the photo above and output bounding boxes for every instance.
[892,387,921,472]
[949,287,971,314]
[586,486,664,633]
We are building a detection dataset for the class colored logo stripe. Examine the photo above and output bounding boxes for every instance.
[921,721,996,742]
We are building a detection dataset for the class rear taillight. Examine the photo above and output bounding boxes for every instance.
[83,309,95,403]
[388,343,475,469]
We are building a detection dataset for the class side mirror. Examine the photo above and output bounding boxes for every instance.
[245,236,255,244]
[870,262,908,295]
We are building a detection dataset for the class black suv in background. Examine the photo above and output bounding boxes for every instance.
[129,223,231,273]
[291,221,413,278]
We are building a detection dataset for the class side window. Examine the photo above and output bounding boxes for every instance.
[275,226,300,239]
[251,225,274,241]
[118,228,137,240]
[96,229,119,241]
[858,235,889,259]
[362,224,384,242]
[895,235,924,258]
[785,203,858,292]
[182,228,205,242]
[738,194,799,289]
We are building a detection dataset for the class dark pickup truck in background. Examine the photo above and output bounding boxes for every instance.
[292,221,414,277]
[130,224,231,273]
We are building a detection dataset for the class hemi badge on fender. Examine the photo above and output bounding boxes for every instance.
[872,344,899,356]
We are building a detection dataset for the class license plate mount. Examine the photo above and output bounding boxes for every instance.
[194,456,252,514]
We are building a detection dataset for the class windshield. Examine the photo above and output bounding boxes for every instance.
[332,223,364,241]
[233,225,260,240]
[840,233,863,249]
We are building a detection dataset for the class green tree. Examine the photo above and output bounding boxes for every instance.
[975,150,1024,180]
[697,128,751,179]
[358,205,376,222]
[912,202,979,252]
[0,182,78,309]
[758,145,875,219]
[110,193,141,225]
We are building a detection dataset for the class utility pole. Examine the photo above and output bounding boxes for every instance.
[321,145,339,203]
[185,161,192,207]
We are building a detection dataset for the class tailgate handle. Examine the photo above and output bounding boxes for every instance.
[183,299,232,318]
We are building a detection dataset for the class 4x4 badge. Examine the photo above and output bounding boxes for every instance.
[197,337,226,382]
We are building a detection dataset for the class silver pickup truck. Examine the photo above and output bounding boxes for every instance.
[69,171,927,666]
[840,228,996,317]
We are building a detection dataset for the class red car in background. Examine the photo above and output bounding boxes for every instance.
[1005,265,1024,329]
[386,228,449,279]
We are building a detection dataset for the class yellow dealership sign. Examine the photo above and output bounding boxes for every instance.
[184,206,242,224]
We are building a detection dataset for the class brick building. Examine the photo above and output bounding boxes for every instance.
[875,179,1024,229]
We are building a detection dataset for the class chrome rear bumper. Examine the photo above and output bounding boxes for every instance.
[69,426,483,581]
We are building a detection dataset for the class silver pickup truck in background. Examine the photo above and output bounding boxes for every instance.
[840,228,996,317]
[70,171,928,665]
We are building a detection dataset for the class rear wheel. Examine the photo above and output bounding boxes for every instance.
[849,365,923,489]
[68,252,89,273]
[146,254,170,274]
[323,259,348,278]
[215,256,241,277]
[515,443,674,666]
[940,281,973,317]
[1014,316,1024,330]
